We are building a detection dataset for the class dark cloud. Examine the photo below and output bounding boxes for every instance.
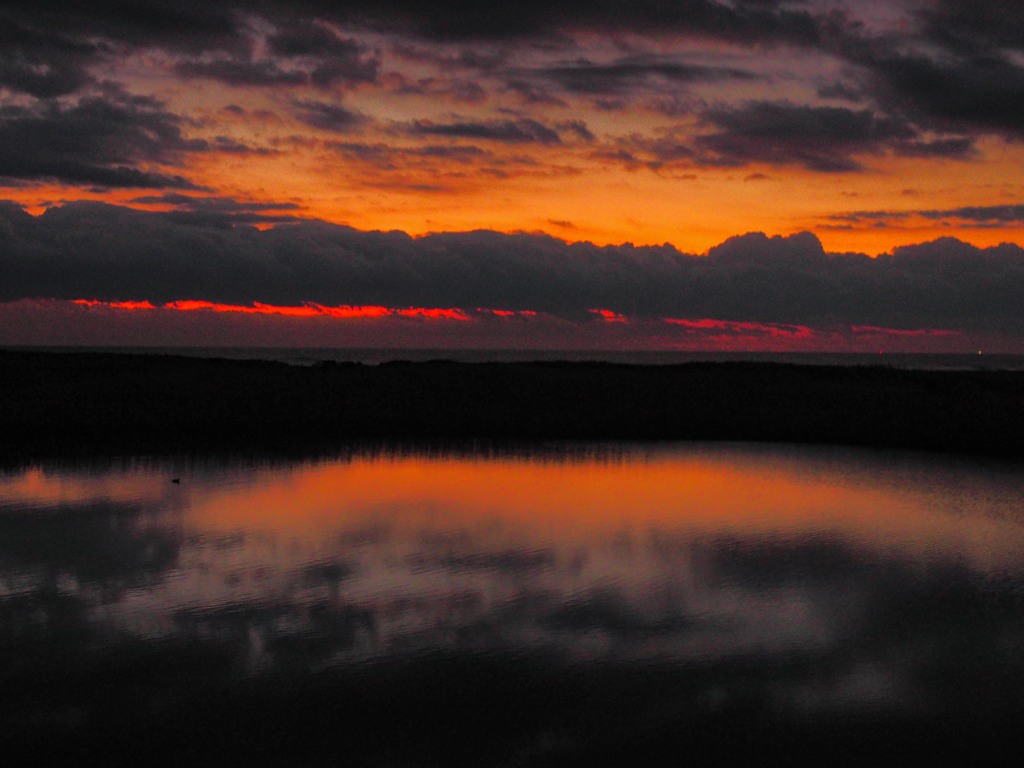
[130,193,300,212]
[830,204,1024,227]
[174,31,378,90]
[162,15,380,90]
[321,139,548,189]
[598,131,694,172]
[921,205,1024,224]
[0,2,243,104]
[531,56,754,97]
[856,49,1024,138]
[816,2,1024,140]
[438,78,488,103]
[3,200,1024,335]
[267,21,381,89]
[175,58,308,87]
[390,42,506,74]
[0,3,378,101]
[0,0,826,118]
[3,2,1022,132]
[386,74,488,104]
[292,99,369,132]
[894,135,975,159]
[5,1,1024,156]
[311,0,823,44]
[128,193,304,226]
[266,20,355,58]
[695,101,973,171]
[208,136,281,156]
[503,79,568,107]
[406,118,563,144]
[547,219,577,230]
[558,120,595,143]
[598,99,972,175]
[1,2,241,55]
[644,93,705,118]
[321,143,493,183]
[816,82,863,103]
[0,16,99,97]
[3,0,826,48]
[916,0,1024,57]
[0,89,206,189]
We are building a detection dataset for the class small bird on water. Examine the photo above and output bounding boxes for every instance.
[171,478,180,484]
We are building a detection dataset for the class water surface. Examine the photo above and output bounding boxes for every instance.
[2,444,1023,764]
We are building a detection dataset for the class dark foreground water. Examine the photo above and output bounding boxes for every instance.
[2,444,1024,765]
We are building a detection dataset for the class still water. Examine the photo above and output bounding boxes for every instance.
[2,444,1023,764]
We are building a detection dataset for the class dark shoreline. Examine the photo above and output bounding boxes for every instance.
[2,349,1023,461]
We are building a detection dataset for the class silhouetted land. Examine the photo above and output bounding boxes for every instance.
[2,350,1023,460]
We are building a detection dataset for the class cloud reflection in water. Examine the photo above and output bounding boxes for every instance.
[2,445,1024,763]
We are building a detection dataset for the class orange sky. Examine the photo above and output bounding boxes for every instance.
[3,1,1024,349]
[5,2,1024,253]
[9,108,1024,256]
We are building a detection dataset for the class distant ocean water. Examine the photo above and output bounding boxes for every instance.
[7,346,1024,370]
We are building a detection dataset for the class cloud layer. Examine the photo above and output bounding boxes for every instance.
[2,201,1023,338]
[2,1,1024,313]
[3,1,1023,189]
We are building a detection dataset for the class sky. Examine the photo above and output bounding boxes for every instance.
[2,0,1023,351]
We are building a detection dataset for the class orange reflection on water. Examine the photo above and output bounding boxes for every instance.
[6,447,1024,666]
[4,448,1021,571]
[176,449,1024,570]
[0,466,171,509]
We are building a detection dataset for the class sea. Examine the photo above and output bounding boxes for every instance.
[3,443,1024,763]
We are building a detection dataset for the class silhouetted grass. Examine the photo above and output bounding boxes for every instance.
[1,350,1022,460]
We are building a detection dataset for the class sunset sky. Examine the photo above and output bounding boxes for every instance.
[2,0,1023,350]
